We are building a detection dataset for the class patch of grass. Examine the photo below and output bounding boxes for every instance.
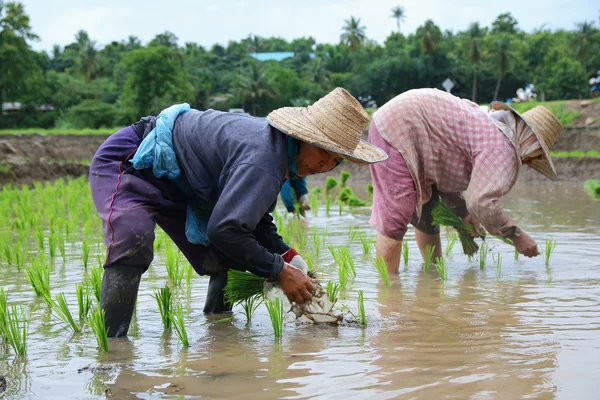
[171,304,189,348]
[265,297,285,337]
[153,284,172,329]
[550,150,600,158]
[374,256,391,286]
[357,290,367,326]
[89,305,109,352]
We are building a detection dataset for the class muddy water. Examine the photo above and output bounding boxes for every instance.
[1,182,600,399]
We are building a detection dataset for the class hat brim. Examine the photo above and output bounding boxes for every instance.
[267,107,388,165]
[491,102,558,180]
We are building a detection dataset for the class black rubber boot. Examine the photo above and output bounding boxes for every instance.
[203,271,233,314]
[100,264,145,337]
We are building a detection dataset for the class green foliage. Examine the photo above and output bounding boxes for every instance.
[584,179,600,196]
[325,177,339,192]
[64,100,117,129]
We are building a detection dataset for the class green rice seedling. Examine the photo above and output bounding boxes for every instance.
[82,239,91,268]
[311,228,322,258]
[357,290,367,326]
[337,247,356,277]
[340,170,351,187]
[35,226,44,252]
[171,304,189,347]
[374,256,391,286]
[338,187,354,204]
[435,257,448,280]
[224,270,265,305]
[514,248,519,260]
[338,201,343,216]
[326,281,341,302]
[544,239,556,266]
[367,183,373,195]
[265,297,285,337]
[423,245,436,272]
[325,195,332,217]
[46,292,81,333]
[48,233,56,259]
[584,179,600,196]
[495,253,502,277]
[165,241,184,286]
[304,253,314,273]
[348,226,360,240]
[325,176,338,193]
[89,305,109,352]
[360,234,373,254]
[76,283,92,321]
[185,263,194,295]
[348,196,366,207]
[152,284,172,329]
[3,242,12,266]
[479,242,488,269]
[89,264,103,303]
[432,201,479,255]
[26,258,50,298]
[240,295,263,323]
[337,262,348,289]
[4,305,29,355]
[402,241,409,266]
[445,232,457,256]
[309,191,319,217]
[0,289,7,341]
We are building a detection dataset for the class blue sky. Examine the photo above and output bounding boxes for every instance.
[22,0,593,52]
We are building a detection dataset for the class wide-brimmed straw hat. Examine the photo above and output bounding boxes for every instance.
[491,102,563,180]
[266,87,388,164]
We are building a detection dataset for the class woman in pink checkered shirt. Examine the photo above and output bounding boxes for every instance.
[369,88,563,273]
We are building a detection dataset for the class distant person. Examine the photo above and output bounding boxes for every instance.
[368,88,563,272]
[280,177,310,217]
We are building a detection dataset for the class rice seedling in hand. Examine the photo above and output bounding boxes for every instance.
[26,259,50,298]
[435,257,448,280]
[4,305,29,355]
[357,290,367,326]
[76,283,92,321]
[265,297,286,337]
[224,270,265,305]
[432,201,480,255]
[402,241,409,266]
[240,295,263,323]
[340,170,351,187]
[89,305,109,352]
[544,239,556,266]
[171,304,189,347]
[326,281,341,302]
[153,284,173,329]
[374,256,391,286]
[479,242,488,269]
[423,245,436,272]
[46,292,81,333]
[89,264,103,302]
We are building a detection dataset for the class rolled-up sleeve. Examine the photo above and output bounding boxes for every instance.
[207,164,286,280]
[464,148,519,237]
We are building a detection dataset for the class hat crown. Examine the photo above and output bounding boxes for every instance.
[521,106,562,150]
[305,87,369,152]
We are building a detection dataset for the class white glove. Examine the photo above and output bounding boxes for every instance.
[289,254,309,274]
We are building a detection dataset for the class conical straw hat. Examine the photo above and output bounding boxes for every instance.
[267,87,387,164]
[491,102,563,180]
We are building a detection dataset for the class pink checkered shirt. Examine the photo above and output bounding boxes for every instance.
[372,89,521,237]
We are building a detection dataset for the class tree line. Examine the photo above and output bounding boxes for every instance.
[1,2,598,129]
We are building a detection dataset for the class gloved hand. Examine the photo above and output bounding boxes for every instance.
[298,194,311,217]
[282,248,309,274]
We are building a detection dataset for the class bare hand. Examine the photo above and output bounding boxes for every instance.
[277,263,316,304]
[513,231,539,257]
[463,215,481,236]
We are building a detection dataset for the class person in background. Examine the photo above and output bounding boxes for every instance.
[280,177,310,217]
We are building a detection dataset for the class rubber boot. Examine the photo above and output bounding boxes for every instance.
[100,264,144,337]
[203,271,233,314]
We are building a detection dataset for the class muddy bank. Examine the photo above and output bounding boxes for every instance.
[1,127,599,186]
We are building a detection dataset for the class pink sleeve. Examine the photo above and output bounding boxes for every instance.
[464,148,519,237]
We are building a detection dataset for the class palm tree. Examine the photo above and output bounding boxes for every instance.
[303,58,330,88]
[340,16,367,52]
[415,20,442,54]
[391,6,406,33]
[575,21,594,73]
[493,36,512,101]
[74,30,98,82]
[236,62,277,116]
[467,22,484,102]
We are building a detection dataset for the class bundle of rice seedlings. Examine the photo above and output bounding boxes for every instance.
[359,234,373,254]
[76,283,92,321]
[584,179,600,196]
[224,270,265,305]
[26,259,50,298]
[89,264,103,303]
[348,196,366,207]
[431,200,479,255]
[367,183,374,195]
[0,289,8,341]
[374,256,391,286]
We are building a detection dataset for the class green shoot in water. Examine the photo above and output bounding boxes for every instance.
[48,233,56,259]
[0,289,7,342]
[304,252,314,273]
[360,234,373,254]
[435,257,448,280]
[46,292,81,333]
[326,281,341,302]
[4,305,29,355]
[265,297,285,338]
[545,239,556,266]
[495,253,502,277]
[89,264,103,303]
[36,226,44,252]
[340,170,351,187]
[311,228,322,258]
[445,233,457,256]
[338,201,343,216]
[76,283,92,322]
[241,295,263,323]
[514,248,519,260]
[224,270,265,305]
[89,305,109,352]
[479,242,488,269]
[424,245,436,272]
[82,239,91,268]
[374,256,391,286]
[357,290,367,326]
[402,241,409,266]
[171,304,189,347]
[309,191,319,217]
[165,241,184,286]
[26,258,50,298]
[185,262,194,295]
[153,284,172,329]
[57,233,66,262]
[325,195,332,217]
[325,176,338,193]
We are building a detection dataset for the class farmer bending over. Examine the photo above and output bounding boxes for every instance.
[89,88,387,337]
[368,89,562,272]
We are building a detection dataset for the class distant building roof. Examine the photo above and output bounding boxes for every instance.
[2,102,54,112]
[249,52,295,61]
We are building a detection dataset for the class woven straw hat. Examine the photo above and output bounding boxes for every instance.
[266,87,387,164]
[491,102,563,180]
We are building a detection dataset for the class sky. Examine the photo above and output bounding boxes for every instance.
[21,0,594,52]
